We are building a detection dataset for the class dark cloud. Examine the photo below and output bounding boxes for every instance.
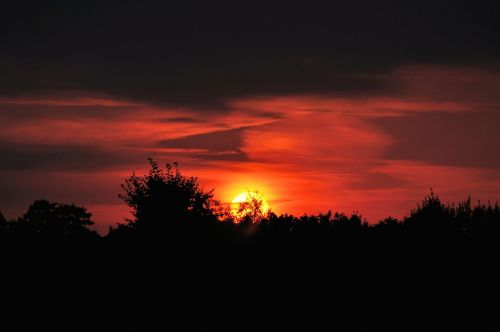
[254,112,285,120]
[157,127,250,161]
[2,1,499,107]
[185,151,248,162]
[373,111,500,169]
[0,171,122,208]
[346,172,410,190]
[0,141,139,171]
[159,117,203,123]
[0,103,138,121]
[158,127,247,153]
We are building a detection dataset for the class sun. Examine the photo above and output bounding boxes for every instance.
[230,190,270,220]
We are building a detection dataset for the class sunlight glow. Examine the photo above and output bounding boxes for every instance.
[230,190,270,220]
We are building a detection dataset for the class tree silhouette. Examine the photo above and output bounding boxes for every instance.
[470,200,500,239]
[403,190,462,240]
[115,159,222,241]
[16,199,97,241]
[232,190,268,224]
[0,210,7,237]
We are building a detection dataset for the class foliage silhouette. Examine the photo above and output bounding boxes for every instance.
[231,190,268,224]
[2,199,98,242]
[0,210,7,237]
[109,159,223,244]
[1,160,500,251]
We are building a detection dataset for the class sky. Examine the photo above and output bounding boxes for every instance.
[1,1,500,233]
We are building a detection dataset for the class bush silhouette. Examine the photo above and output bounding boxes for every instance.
[12,199,97,242]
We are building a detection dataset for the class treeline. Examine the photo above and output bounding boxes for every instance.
[1,159,500,247]
[2,160,499,331]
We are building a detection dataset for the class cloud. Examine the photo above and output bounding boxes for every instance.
[372,111,500,169]
[345,172,410,190]
[158,127,249,153]
[183,151,248,162]
[0,141,140,171]
[158,117,203,123]
[0,103,138,122]
[3,3,499,107]
[387,65,500,104]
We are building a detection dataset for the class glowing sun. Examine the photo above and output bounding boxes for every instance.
[230,190,270,220]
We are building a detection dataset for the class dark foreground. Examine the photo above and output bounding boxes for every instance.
[1,162,499,330]
[2,235,499,331]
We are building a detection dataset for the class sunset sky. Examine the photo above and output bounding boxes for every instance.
[1,2,500,233]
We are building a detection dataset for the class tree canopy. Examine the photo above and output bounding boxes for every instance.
[116,159,221,240]
[14,199,96,241]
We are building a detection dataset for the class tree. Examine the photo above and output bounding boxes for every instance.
[402,190,464,242]
[232,190,268,224]
[118,159,221,237]
[19,200,97,241]
[0,210,7,235]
